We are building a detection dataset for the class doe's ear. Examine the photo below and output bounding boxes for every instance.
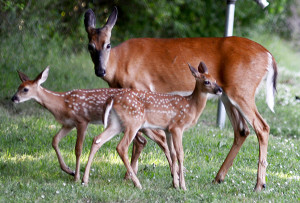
[198,61,208,74]
[35,66,50,86]
[105,6,118,30]
[188,63,200,78]
[17,70,30,82]
[84,8,96,33]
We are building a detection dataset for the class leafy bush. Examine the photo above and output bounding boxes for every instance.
[0,0,295,45]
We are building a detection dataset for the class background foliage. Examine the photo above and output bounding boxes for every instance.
[0,0,295,95]
[0,0,295,46]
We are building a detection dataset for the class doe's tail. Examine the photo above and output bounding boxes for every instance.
[266,55,278,113]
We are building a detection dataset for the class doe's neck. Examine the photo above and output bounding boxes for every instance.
[104,48,118,86]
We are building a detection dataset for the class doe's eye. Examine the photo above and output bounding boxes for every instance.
[106,44,111,49]
[23,88,29,92]
[88,43,95,52]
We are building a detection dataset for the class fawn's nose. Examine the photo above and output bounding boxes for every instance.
[215,87,223,95]
[11,95,19,103]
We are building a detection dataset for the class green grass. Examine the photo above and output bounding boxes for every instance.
[0,101,299,202]
[0,31,299,202]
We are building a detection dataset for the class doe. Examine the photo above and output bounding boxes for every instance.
[82,62,222,190]
[85,8,278,191]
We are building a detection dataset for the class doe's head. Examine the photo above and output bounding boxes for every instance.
[11,66,50,103]
[188,62,222,96]
[84,7,118,77]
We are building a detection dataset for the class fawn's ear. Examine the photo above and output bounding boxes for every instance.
[188,63,200,78]
[35,66,50,86]
[198,61,208,74]
[17,71,30,82]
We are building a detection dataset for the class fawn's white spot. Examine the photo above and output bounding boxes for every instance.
[96,138,101,144]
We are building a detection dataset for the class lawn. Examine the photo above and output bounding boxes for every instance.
[0,32,299,202]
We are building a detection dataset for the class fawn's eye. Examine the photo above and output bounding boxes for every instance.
[204,81,210,86]
[23,88,29,92]
[106,43,111,49]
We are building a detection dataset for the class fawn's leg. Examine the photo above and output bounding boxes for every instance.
[117,126,142,189]
[82,122,122,185]
[170,128,186,190]
[74,122,88,181]
[52,126,74,175]
[124,132,147,180]
[166,132,178,188]
[126,129,173,180]
[142,129,173,175]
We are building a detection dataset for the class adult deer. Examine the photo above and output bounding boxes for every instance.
[11,67,171,181]
[82,62,222,190]
[84,7,277,191]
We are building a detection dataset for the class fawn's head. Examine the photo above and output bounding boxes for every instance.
[11,66,50,103]
[188,62,222,96]
[84,7,118,77]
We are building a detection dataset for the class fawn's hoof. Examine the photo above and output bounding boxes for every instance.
[134,183,142,189]
[64,168,75,176]
[212,178,223,184]
[173,181,179,190]
[254,183,266,192]
[81,177,89,186]
[124,172,131,180]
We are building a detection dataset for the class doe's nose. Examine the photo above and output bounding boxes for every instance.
[95,68,106,77]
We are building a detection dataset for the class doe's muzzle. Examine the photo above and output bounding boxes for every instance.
[95,67,106,77]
